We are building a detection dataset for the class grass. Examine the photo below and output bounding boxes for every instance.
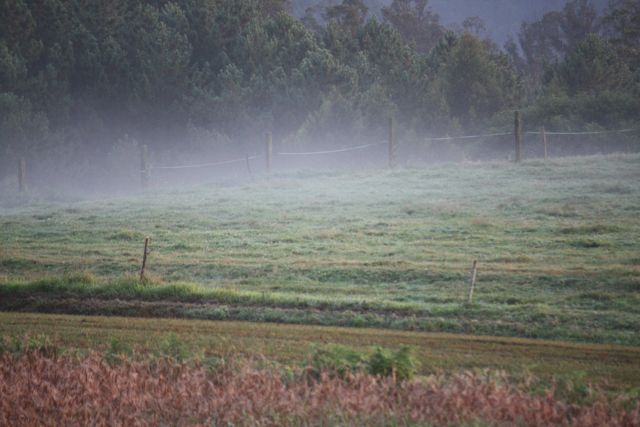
[0,154,639,346]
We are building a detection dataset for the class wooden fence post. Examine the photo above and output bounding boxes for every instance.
[266,132,272,174]
[139,236,150,282]
[388,117,396,169]
[18,158,26,192]
[467,260,478,304]
[514,111,522,163]
[140,144,149,188]
[542,126,548,161]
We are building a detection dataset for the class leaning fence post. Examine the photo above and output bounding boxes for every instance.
[140,144,150,188]
[514,111,522,163]
[388,117,396,169]
[139,236,150,282]
[265,132,272,174]
[467,260,478,304]
[18,158,26,192]
[542,126,548,161]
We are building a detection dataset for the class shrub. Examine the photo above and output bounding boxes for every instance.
[310,345,365,378]
[310,345,416,381]
[104,337,132,365]
[367,346,416,381]
[157,333,190,361]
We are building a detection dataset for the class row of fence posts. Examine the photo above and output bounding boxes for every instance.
[135,235,482,302]
[134,111,542,188]
[10,111,559,191]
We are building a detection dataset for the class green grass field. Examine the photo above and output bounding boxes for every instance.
[1,155,639,364]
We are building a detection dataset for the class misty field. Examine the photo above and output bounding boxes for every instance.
[1,154,639,347]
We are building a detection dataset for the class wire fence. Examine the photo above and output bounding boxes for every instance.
[11,111,639,193]
[145,124,638,181]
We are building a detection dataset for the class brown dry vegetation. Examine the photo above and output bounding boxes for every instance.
[1,350,639,427]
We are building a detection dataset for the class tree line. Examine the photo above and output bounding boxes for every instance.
[1,0,638,182]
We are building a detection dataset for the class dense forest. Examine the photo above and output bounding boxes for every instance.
[293,0,612,44]
[1,0,639,188]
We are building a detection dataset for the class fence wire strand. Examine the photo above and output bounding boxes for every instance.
[143,126,638,172]
[152,155,260,170]
[423,132,512,142]
[276,142,386,156]
[526,129,637,136]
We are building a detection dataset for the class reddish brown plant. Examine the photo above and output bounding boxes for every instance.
[0,351,638,426]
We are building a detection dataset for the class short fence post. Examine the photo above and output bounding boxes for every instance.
[140,144,149,188]
[388,117,396,169]
[467,260,478,304]
[18,158,26,192]
[139,236,150,282]
[266,132,272,174]
[514,111,522,163]
[542,126,548,161]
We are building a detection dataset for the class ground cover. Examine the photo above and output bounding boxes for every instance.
[2,312,639,391]
[3,346,640,426]
[3,347,639,426]
[1,154,639,345]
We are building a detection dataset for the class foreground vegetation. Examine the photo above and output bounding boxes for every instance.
[2,155,640,345]
[1,340,639,426]
[3,311,640,391]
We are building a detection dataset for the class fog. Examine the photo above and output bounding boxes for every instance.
[0,0,638,199]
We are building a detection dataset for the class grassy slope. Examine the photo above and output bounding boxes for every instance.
[2,311,640,390]
[1,154,639,345]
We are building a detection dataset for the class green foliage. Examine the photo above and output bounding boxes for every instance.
[556,35,633,96]
[367,345,416,380]
[382,0,445,54]
[438,34,522,129]
[514,1,640,130]
[157,333,191,361]
[311,345,365,377]
[105,336,132,365]
[310,344,416,380]
[0,334,56,356]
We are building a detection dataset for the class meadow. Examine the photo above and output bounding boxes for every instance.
[1,154,639,347]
